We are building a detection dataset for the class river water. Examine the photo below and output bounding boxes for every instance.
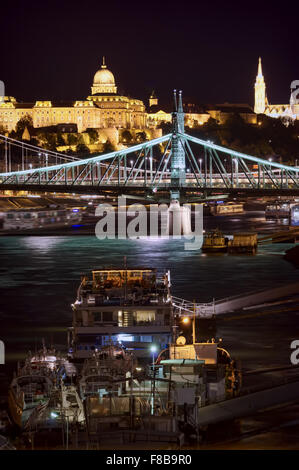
[0,211,298,370]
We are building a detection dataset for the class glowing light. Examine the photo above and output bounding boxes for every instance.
[182,317,190,324]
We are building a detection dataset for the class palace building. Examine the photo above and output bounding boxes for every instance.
[147,94,257,128]
[0,58,147,133]
[1,57,297,136]
[254,57,299,120]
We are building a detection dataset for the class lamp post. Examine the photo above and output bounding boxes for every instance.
[182,313,196,344]
[150,345,157,415]
[150,345,157,368]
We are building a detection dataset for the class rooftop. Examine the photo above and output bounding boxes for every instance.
[77,268,171,308]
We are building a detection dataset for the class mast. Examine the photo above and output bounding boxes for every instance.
[171,90,186,200]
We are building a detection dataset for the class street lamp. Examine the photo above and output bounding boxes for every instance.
[150,345,157,366]
[181,314,196,344]
[150,345,158,415]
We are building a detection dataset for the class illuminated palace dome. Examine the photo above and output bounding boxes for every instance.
[91,57,117,94]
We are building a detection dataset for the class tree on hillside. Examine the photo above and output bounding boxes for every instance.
[67,134,78,146]
[158,121,172,134]
[76,143,90,155]
[15,114,33,139]
[136,131,147,142]
[44,133,57,151]
[86,128,98,144]
[102,140,115,153]
[121,130,133,143]
[57,133,65,146]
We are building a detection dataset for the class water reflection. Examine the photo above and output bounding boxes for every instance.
[22,236,63,252]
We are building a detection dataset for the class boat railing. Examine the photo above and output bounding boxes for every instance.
[172,295,215,317]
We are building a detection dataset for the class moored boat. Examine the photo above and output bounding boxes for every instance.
[202,229,228,253]
[8,344,73,429]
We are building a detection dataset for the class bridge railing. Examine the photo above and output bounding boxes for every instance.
[0,131,298,192]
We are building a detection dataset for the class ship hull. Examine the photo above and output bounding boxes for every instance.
[8,388,39,429]
[202,246,227,253]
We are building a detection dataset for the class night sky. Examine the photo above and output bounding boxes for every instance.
[0,0,297,107]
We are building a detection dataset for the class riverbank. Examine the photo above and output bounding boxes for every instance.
[0,210,294,237]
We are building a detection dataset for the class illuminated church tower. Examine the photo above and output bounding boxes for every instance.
[254,57,266,114]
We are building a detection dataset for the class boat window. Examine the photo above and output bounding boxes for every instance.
[66,394,77,404]
[102,312,113,322]
[133,311,156,323]
[93,312,102,322]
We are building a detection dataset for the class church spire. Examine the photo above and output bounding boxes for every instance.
[257,57,263,77]
[102,56,106,69]
[254,57,266,114]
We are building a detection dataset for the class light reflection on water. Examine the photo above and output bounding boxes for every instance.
[0,234,296,308]
[22,236,64,252]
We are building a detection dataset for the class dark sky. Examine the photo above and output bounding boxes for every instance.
[0,0,298,107]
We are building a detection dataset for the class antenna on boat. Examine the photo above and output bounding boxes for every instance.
[42,338,46,356]
[124,256,127,301]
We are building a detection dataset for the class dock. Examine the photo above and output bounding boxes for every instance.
[172,280,299,317]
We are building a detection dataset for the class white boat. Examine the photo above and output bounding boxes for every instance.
[33,383,85,430]
[79,344,136,400]
[8,365,54,429]
[8,344,72,429]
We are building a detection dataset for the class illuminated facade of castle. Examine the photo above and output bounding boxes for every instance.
[0,58,147,133]
[254,57,299,120]
[1,57,297,135]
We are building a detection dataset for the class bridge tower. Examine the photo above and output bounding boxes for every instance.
[170,90,186,201]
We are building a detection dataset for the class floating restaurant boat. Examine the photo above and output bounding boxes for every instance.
[202,229,228,253]
[68,267,173,361]
[206,201,244,216]
[0,207,82,231]
[228,232,258,254]
[265,202,290,218]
